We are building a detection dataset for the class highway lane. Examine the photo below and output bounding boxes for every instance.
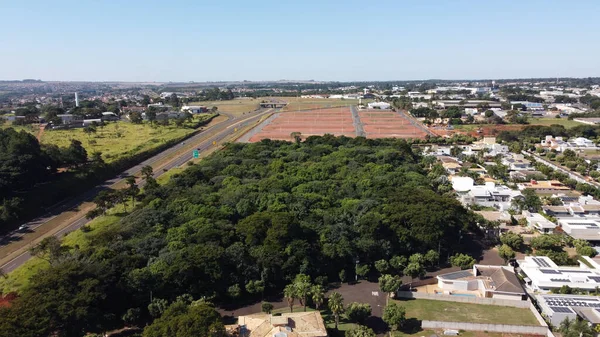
[0,110,273,273]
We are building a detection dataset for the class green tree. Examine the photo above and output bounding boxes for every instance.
[450,253,476,270]
[403,262,425,282]
[148,298,169,318]
[293,273,312,311]
[374,259,390,274]
[500,232,524,251]
[261,302,274,314]
[355,264,370,280]
[424,250,439,268]
[129,111,143,124]
[559,317,594,337]
[346,325,376,337]
[227,284,241,298]
[143,302,225,337]
[311,285,325,310]
[383,302,406,332]
[345,302,371,324]
[378,274,402,298]
[284,284,296,312]
[29,236,65,265]
[498,244,516,263]
[328,292,344,330]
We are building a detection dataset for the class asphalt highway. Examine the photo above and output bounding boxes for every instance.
[0,109,273,273]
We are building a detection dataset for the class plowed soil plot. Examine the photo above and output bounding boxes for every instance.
[248,108,356,142]
[359,110,427,139]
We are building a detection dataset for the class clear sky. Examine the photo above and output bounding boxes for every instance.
[1,0,599,82]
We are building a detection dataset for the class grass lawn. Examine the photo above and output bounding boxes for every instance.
[188,99,261,117]
[393,299,539,326]
[395,329,524,337]
[40,116,212,162]
[528,117,583,129]
[282,98,364,112]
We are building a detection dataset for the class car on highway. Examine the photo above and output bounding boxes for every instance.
[18,225,27,231]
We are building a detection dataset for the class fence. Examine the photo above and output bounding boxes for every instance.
[422,320,548,335]
[395,291,531,308]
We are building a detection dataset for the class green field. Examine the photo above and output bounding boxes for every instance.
[394,299,539,326]
[395,329,521,337]
[529,117,583,129]
[188,99,261,116]
[41,116,213,162]
[2,115,215,163]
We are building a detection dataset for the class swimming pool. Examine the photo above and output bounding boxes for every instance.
[449,293,477,297]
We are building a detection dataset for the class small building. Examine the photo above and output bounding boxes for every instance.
[536,294,600,327]
[83,119,102,126]
[436,265,526,300]
[226,312,327,337]
[367,102,392,110]
[524,212,557,233]
[56,114,77,124]
[181,105,208,114]
[101,112,119,121]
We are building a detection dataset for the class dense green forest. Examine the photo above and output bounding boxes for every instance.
[0,136,478,337]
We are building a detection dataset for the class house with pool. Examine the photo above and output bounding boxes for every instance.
[436,265,526,301]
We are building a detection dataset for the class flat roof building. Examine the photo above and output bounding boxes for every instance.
[519,256,600,293]
[536,294,600,327]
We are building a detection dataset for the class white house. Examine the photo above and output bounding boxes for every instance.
[181,105,208,114]
[536,294,600,327]
[519,256,600,293]
[454,181,522,211]
[524,212,557,233]
[558,219,600,242]
[501,154,533,171]
[367,102,391,110]
[436,265,525,300]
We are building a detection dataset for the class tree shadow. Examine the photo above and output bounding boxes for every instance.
[399,318,422,334]
[364,315,388,334]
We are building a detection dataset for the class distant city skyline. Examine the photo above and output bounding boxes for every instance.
[1,0,600,82]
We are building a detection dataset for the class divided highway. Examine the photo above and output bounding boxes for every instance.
[0,110,274,273]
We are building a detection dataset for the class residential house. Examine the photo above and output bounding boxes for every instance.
[436,265,526,301]
[226,312,327,337]
[557,219,600,242]
[517,180,570,193]
[456,181,522,211]
[536,294,600,327]
[502,154,533,171]
[523,211,557,233]
[181,105,208,114]
[519,256,600,293]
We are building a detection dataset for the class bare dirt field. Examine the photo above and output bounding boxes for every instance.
[247,107,356,142]
[360,110,428,139]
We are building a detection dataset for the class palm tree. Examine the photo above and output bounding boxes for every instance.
[284,284,296,313]
[294,275,312,312]
[311,285,324,310]
[328,292,344,330]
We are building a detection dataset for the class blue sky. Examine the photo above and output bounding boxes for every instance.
[1,0,599,82]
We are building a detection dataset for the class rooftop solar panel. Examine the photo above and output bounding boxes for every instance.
[551,307,573,313]
[590,276,600,282]
[540,269,561,274]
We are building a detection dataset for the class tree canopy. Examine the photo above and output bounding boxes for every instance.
[0,136,478,335]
